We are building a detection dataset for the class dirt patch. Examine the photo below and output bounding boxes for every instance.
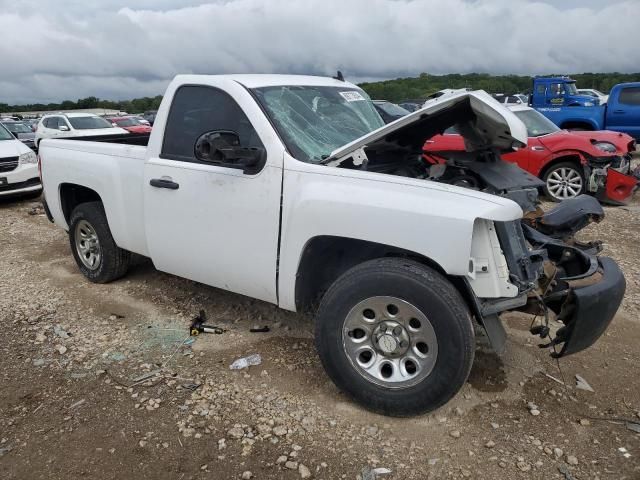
[1,196,639,479]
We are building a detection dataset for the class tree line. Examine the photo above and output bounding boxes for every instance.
[358,72,640,102]
[0,95,163,114]
[3,72,640,113]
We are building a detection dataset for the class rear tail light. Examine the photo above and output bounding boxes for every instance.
[37,153,42,181]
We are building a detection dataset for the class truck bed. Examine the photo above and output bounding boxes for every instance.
[61,132,151,146]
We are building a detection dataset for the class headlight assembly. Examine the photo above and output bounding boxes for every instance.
[19,151,38,164]
[593,142,617,153]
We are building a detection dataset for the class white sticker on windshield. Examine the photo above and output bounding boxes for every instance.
[339,91,365,102]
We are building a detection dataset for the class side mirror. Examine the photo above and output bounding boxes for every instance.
[194,130,266,175]
[59,125,69,131]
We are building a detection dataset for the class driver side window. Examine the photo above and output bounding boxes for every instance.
[161,85,263,163]
[45,117,60,130]
[550,83,564,96]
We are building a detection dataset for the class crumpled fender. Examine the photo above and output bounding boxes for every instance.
[278,154,523,311]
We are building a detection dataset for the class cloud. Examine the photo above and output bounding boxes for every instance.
[0,0,638,103]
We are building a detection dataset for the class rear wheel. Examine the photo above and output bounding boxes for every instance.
[315,258,475,416]
[69,201,130,283]
[542,162,585,202]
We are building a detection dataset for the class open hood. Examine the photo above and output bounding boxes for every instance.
[324,90,528,166]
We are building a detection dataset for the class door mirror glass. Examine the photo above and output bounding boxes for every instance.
[194,130,266,174]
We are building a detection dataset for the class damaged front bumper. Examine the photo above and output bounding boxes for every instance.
[477,195,626,358]
[587,154,639,205]
[551,257,625,356]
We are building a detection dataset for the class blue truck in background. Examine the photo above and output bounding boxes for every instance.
[530,77,640,140]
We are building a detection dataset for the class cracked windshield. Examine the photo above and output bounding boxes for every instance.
[253,86,384,162]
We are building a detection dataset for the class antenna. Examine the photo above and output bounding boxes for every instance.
[333,71,345,82]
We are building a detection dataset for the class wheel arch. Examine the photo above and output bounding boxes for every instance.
[538,154,586,182]
[59,183,103,226]
[294,235,453,315]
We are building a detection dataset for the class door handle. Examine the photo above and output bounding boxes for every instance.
[150,178,179,190]
[613,110,625,114]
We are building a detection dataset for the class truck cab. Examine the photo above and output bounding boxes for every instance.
[531,77,598,107]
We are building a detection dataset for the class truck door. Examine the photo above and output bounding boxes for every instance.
[606,86,640,139]
[143,84,283,304]
[546,82,566,106]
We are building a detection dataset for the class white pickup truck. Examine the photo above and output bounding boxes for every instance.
[39,74,625,416]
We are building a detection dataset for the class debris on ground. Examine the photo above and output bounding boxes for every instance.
[361,465,392,480]
[130,370,162,384]
[575,374,595,392]
[249,325,270,333]
[527,402,541,416]
[626,422,640,433]
[27,204,44,216]
[558,464,577,480]
[68,399,86,410]
[53,325,70,339]
[0,446,12,457]
[229,353,262,370]
[544,372,568,387]
[189,310,225,335]
[618,447,632,458]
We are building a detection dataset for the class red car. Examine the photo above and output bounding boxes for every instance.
[107,116,152,134]
[423,105,638,204]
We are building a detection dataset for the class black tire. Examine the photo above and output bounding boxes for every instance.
[315,257,475,416]
[542,161,586,202]
[68,201,130,283]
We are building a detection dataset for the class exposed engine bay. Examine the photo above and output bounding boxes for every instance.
[331,104,625,359]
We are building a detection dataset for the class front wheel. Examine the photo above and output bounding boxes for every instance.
[542,162,586,202]
[69,201,130,283]
[315,258,475,416]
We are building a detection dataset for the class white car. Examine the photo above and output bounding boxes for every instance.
[34,113,128,149]
[494,93,529,105]
[39,74,624,416]
[0,122,40,197]
[577,88,608,104]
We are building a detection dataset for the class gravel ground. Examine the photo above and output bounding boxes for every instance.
[1,192,639,480]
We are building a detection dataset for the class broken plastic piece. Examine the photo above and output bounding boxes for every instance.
[229,354,262,370]
[575,374,595,392]
[530,324,550,338]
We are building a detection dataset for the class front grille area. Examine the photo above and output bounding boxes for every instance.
[0,177,41,193]
[0,156,19,173]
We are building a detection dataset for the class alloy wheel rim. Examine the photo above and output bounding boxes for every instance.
[342,296,438,389]
[547,167,582,200]
[74,219,101,270]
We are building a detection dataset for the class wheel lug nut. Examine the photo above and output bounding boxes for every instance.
[399,341,407,348]
[393,326,402,335]
[379,325,386,332]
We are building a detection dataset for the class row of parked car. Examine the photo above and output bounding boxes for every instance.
[1,113,155,150]
[0,111,157,198]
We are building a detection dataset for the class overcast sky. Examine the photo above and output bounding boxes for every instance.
[1,0,638,104]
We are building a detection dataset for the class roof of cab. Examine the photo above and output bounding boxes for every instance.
[172,74,358,89]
